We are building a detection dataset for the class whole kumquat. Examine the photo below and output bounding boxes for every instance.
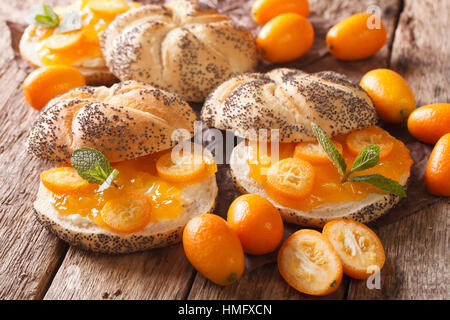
[425,133,450,196]
[360,69,416,123]
[183,213,245,286]
[227,194,284,255]
[256,13,314,63]
[407,103,450,144]
[251,0,310,25]
[326,13,387,61]
[23,65,86,111]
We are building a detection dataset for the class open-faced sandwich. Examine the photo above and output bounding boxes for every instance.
[20,0,139,84]
[202,68,413,227]
[27,80,218,253]
[100,0,258,102]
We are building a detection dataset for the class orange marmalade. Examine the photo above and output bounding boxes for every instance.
[248,126,413,211]
[43,150,217,232]
[31,0,138,66]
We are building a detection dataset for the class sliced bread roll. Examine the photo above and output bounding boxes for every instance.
[34,174,217,254]
[230,141,409,228]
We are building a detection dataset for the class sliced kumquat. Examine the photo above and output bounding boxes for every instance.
[278,229,343,296]
[323,219,385,279]
[294,140,344,164]
[41,167,96,194]
[156,151,206,183]
[346,126,394,159]
[100,192,152,233]
[87,0,130,15]
[266,158,315,199]
[45,31,83,51]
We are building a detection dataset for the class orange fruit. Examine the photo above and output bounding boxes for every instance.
[227,194,284,255]
[360,69,416,123]
[277,229,343,296]
[183,213,245,286]
[407,103,450,144]
[294,140,343,164]
[326,13,387,60]
[256,13,314,63]
[156,151,206,183]
[425,133,450,196]
[346,126,394,159]
[101,192,152,233]
[41,167,96,194]
[266,158,315,199]
[323,219,385,279]
[252,0,309,25]
[23,65,86,111]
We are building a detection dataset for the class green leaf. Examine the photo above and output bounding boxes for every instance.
[311,122,347,176]
[26,3,59,28]
[348,174,407,197]
[96,169,119,193]
[349,145,380,175]
[71,147,115,185]
[54,11,82,33]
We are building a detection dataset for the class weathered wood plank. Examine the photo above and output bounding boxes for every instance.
[347,0,450,300]
[44,244,195,299]
[186,0,402,300]
[0,19,68,299]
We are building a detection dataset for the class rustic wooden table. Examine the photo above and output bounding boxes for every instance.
[0,0,448,300]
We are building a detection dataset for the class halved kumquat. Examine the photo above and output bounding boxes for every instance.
[323,219,385,279]
[346,126,394,159]
[278,229,343,296]
[41,167,96,194]
[87,0,130,15]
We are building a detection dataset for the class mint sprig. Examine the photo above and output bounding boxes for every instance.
[26,3,82,33]
[71,147,119,193]
[26,3,59,28]
[310,122,406,198]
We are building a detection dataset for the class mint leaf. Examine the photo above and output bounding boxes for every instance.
[55,11,82,34]
[348,174,407,198]
[27,3,59,28]
[311,122,347,176]
[96,169,119,193]
[71,147,115,185]
[349,145,380,175]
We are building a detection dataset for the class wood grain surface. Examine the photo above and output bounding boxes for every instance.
[0,0,448,300]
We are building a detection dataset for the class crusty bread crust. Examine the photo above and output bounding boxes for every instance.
[101,0,258,102]
[19,25,117,86]
[27,80,197,163]
[202,68,378,142]
[34,175,217,254]
[229,141,409,227]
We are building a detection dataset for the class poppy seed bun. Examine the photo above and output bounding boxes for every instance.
[34,174,217,254]
[100,0,258,102]
[201,68,377,142]
[229,141,409,228]
[27,80,197,163]
[19,26,117,85]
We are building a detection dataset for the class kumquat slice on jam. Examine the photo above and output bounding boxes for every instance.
[156,151,206,183]
[346,126,394,159]
[41,167,96,194]
[100,192,152,233]
[294,140,344,164]
[266,158,315,199]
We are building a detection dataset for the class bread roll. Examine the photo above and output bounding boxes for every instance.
[27,80,197,163]
[100,0,258,102]
[230,141,409,227]
[202,68,377,142]
[20,25,117,85]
